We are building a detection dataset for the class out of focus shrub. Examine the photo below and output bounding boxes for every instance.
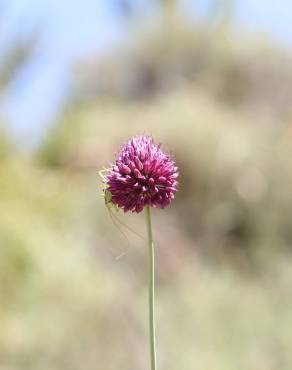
[36,86,292,266]
[79,20,292,123]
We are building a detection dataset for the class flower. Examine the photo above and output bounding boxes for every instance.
[105,135,179,213]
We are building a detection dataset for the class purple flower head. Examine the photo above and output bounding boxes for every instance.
[105,136,179,213]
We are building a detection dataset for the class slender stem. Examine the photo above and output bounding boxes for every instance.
[145,205,157,370]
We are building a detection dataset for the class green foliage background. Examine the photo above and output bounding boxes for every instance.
[2,6,292,369]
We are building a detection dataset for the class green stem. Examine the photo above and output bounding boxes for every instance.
[145,205,157,370]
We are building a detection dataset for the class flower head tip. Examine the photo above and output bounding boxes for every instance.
[104,135,179,213]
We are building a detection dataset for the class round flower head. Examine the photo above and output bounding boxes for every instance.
[105,136,179,213]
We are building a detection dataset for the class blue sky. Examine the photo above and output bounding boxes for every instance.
[1,0,128,145]
[1,0,292,146]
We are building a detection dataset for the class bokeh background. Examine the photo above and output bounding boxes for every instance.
[1,1,292,369]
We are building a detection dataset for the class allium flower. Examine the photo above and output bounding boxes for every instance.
[100,135,178,370]
[105,135,179,213]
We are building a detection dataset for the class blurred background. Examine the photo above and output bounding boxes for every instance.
[1,0,292,369]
